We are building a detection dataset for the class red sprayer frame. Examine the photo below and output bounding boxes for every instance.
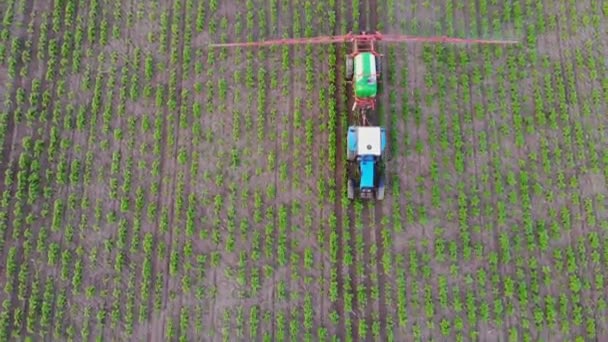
[209,31,517,112]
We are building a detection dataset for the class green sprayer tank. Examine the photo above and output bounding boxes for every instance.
[353,52,377,98]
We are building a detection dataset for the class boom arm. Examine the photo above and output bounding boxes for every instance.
[208,35,349,47]
[208,31,518,48]
[379,33,518,45]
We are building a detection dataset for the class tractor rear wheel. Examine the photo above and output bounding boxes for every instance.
[376,176,385,200]
[376,185,384,200]
[381,143,389,161]
[345,56,354,81]
[347,179,355,199]
[375,56,382,80]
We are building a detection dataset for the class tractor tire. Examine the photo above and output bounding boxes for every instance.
[347,148,356,161]
[347,179,355,199]
[376,176,385,200]
[345,56,354,81]
[376,185,384,200]
[381,145,389,161]
[375,56,382,80]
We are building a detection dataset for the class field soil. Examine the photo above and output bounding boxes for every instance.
[0,0,607,341]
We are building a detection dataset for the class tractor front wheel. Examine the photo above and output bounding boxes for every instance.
[345,56,354,81]
[347,148,356,161]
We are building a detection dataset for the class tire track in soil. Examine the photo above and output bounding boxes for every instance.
[342,1,368,340]
[401,4,426,335]
[378,11,402,342]
[332,0,352,338]
[145,2,172,337]
[205,3,223,336]
[277,0,294,332]
[354,0,371,338]
[283,0,308,331]
[356,0,389,339]
[368,0,390,339]
[165,0,189,331]
[266,2,280,338]
[345,0,384,338]
[166,0,193,336]
[346,1,367,340]
[404,3,433,340]
[367,0,377,31]
[154,0,188,339]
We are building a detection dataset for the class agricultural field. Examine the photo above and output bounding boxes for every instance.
[1,0,608,340]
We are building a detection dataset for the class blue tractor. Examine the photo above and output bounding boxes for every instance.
[346,126,387,200]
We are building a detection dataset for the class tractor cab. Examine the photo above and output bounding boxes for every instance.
[346,126,387,200]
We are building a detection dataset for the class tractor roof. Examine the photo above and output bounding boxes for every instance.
[356,126,382,156]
